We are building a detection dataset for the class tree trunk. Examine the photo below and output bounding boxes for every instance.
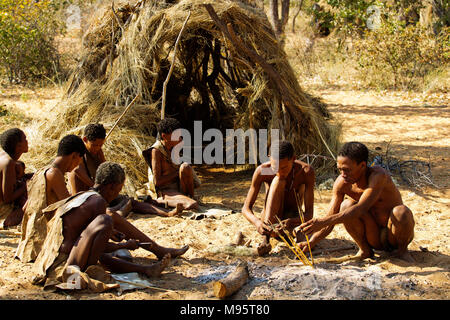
[269,0,291,40]
[292,0,304,32]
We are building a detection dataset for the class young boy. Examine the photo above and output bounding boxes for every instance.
[143,118,201,211]
[16,134,87,262]
[241,140,316,256]
[0,128,29,229]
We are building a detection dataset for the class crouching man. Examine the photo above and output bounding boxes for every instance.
[298,142,415,262]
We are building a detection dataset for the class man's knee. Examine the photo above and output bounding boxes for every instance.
[179,162,193,175]
[391,205,414,226]
[186,199,199,210]
[93,214,114,232]
[340,198,357,212]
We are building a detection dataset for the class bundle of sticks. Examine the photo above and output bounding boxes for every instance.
[269,189,314,267]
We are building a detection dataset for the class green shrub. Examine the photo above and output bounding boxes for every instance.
[354,18,449,90]
[0,0,65,84]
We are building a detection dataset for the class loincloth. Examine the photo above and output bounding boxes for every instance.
[32,190,119,292]
[33,252,119,292]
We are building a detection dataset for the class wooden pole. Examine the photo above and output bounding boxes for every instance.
[161,10,191,120]
[295,191,314,265]
[105,94,139,140]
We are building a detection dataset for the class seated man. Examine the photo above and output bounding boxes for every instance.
[241,140,315,256]
[0,128,29,229]
[16,134,87,262]
[299,142,415,262]
[143,118,200,211]
[33,162,188,289]
[68,123,182,217]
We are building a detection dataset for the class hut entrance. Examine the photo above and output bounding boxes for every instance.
[156,37,238,136]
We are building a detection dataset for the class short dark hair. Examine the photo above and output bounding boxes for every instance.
[57,135,87,157]
[338,142,369,164]
[157,117,181,135]
[84,123,106,141]
[270,140,294,160]
[95,162,125,186]
[0,128,25,157]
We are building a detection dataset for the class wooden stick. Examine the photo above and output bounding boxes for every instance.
[272,218,312,266]
[114,278,176,292]
[161,10,191,120]
[105,94,139,140]
[294,191,314,265]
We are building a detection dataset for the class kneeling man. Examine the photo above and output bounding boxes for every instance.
[299,142,415,262]
[242,140,315,256]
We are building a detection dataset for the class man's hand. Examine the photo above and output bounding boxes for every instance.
[111,230,126,242]
[299,217,329,236]
[273,218,293,234]
[256,220,272,236]
[124,239,139,250]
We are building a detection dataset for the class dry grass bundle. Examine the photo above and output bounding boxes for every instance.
[40,0,341,195]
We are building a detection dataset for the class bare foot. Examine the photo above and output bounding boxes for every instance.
[353,248,374,260]
[327,249,374,264]
[3,209,24,229]
[167,203,184,217]
[155,245,189,260]
[257,241,272,256]
[392,249,415,263]
[118,199,133,218]
[144,254,171,277]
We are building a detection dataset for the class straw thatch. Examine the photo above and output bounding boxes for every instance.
[41,0,341,195]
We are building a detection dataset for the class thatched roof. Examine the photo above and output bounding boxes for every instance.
[43,0,340,195]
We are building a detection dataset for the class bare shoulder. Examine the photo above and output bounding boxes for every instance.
[0,151,14,170]
[295,160,315,176]
[368,166,389,184]
[151,148,162,159]
[254,162,273,180]
[81,193,107,214]
[45,167,64,181]
[333,175,349,193]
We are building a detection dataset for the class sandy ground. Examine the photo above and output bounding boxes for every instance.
[0,87,448,300]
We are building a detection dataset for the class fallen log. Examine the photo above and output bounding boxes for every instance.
[213,261,249,299]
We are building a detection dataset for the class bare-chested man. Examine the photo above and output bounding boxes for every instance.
[68,123,182,217]
[298,142,415,262]
[143,118,200,211]
[0,128,29,228]
[242,140,315,256]
[16,134,87,262]
[33,162,188,289]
